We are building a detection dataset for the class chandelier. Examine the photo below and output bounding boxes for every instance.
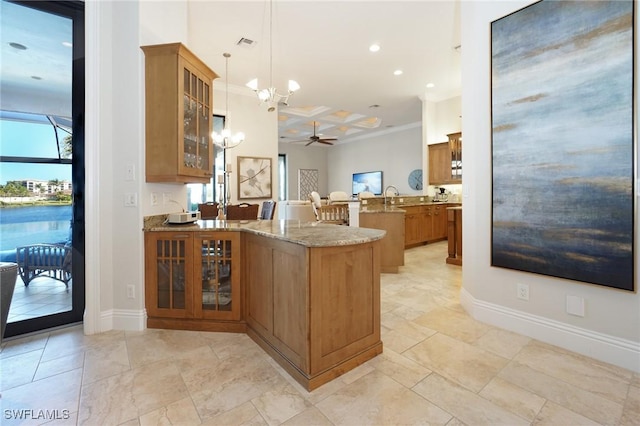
[213,53,245,149]
[246,0,300,112]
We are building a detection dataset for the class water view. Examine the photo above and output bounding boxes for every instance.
[0,205,72,251]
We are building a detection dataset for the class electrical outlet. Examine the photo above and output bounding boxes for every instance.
[361,199,367,205]
[125,163,135,181]
[420,197,425,201]
[517,283,529,301]
[399,198,404,203]
[566,295,585,317]
[151,192,158,206]
[127,284,135,299]
[124,193,138,207]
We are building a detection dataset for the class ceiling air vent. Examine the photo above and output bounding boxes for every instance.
[236,37,256,48]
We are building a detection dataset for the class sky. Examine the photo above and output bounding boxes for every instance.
[0,119,72,185]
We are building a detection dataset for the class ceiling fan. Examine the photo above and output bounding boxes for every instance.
[289,121,337,146]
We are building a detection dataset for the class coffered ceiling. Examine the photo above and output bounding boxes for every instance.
[189,1,461,145]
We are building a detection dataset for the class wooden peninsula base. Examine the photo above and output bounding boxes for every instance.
[143,219,384,391]
[244,233,382,391]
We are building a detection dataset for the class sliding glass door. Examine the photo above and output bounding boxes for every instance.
[0,0,85,338]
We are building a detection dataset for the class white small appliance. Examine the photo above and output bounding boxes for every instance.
[167,211,201,224]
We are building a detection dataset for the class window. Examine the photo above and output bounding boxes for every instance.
[278,154,287,201]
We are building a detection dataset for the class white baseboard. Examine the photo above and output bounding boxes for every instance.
[460,288,640,373]
[100,309,146,332]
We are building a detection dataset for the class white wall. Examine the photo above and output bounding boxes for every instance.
[278,143,329,200]
[461,1,640,372]
[327,124,422,196]
[87,1,277,332]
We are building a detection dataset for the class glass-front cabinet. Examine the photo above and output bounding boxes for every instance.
[194,232,240,321]
[145,233,194,318]
[142,42,219,184]
[448,132,462,182]
[144,231,240,322]
[181,67,211,176]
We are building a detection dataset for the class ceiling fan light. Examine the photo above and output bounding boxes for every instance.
[221,128,231,138]
[288,80,300,92]
[233,132,245,143]
[212,132,224,143]
[246,78,259,91]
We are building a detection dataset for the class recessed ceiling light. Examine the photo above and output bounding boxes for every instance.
[9,42,27,50]
[369,44,380,53]
[393,70,403,76]
[369,104,380,108]
[31,76,43,80]
[426,83,435,88]
[62,41,73,47]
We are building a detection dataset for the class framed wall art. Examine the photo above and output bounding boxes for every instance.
[491,0,634,291]
[298,168,318,200]
[237,156,272,199]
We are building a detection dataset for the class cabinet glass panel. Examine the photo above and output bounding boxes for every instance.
[199,105,210,171]
[184,69,190,95]
[156,239,186,309]
[200,238,233,312]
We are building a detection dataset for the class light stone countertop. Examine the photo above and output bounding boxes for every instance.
[144,217,385,248]
[359,202,461,214]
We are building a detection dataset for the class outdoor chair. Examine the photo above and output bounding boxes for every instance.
[16,243,72,287]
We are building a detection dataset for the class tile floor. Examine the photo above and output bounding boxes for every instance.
[1,242,638,425]
[7,275,72,323]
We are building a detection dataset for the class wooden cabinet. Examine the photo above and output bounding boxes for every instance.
[428,132,462,185]
[141,43,219,183]
[404,204,451,248]
[144,231,241,329]
[359,211,405,273]
[244,233,382,390]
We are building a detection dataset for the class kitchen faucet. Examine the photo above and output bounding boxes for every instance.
[384,185,399,205]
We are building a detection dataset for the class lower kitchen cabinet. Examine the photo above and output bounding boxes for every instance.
[144,231,242,330]
[403,204,452,248]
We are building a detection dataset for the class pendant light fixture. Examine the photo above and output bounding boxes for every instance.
[213,52,245,149]
[246,0,300,112]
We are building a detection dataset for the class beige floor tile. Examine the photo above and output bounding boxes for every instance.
[125,329,211,368]
[82,339,131,384]
[187,354,286,420]
[532,401,601,426]
[499,361,623,425]
[33,351,84,381]
[139,396,202,426]
[514,343,631,404]
[40,326,124,363]
[368,348,432,388]
[413,306,491,344]
[1,369,83,425]
[473,328,531,359]
[479,376,546,421]
[251,383,313,425]
[78,359,189,425]
[0,333,49,359]
[381,329,421,353]
[0,349,42,391]
[620,385,640,426]
[201,401,267,426]
[412,373,529,426]
[445,418,467,426]
[404,333,509,392]
[316,370,452,425]
[390,318,438,341]
[280,406,334,426]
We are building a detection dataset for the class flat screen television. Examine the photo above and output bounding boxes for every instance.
[352,171,383,196]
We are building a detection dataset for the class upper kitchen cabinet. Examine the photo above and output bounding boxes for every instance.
[141,43,219,183]
[428,132,462,185]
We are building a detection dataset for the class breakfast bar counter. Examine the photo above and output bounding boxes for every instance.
[143,218,385,390]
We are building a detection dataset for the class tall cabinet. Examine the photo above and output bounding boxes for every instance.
[141,43,219,183]
[428,132,462,185]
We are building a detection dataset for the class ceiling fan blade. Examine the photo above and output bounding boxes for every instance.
[319,137,337,141]
[305,140,315,146]
[318,140,334,145]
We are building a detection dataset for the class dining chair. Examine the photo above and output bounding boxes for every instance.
[226,203,259,220]
[260,200,277,219]
[198,202,219,220]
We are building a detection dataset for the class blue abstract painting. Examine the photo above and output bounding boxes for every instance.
[491,0,634,291]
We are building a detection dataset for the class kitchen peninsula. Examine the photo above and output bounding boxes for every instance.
[143,218,385,390]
